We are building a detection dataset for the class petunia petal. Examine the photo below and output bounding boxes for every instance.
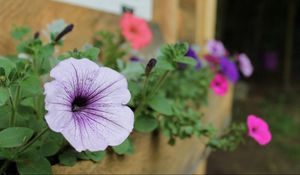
[87,67,131,105]
[50,58,99,82]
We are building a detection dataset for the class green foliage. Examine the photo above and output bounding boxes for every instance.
[159,101,209,144]
[112,138,134,155]
[94,31,126,69]
[0,20,248,174]
[11,26,31,41]
[0,88,9,106]
[0,127,34,148]
[58,46,100,61]
[59,150,77,166]
[207,123,247,151]
[17,157,52,174]
[148,93,173,116]
[20,74,43,97]
[81,151,106,162]
[0,57,16,76]
[39,132,64,157]
[134,114,158,132]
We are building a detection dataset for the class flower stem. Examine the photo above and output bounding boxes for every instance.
[134,76,149,118]
[0,128,49,174]
[134,70,171,118]
[7,88,16,127]
[151,70,170,95]
[17,127,49,155]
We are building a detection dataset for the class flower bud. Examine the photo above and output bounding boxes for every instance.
[54,24,74,42]
[34,32,40,39]
[145,58,157,76]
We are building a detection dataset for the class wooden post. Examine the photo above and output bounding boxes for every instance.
[195,0,218,47]
[153,0,179,43]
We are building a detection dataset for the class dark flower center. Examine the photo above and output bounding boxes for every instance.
[129,26,138,34]
[72,96,88,112]
[215,81,221,87]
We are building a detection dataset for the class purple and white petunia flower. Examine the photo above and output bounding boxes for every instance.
[237,53,253,77]
[206,40,226,58]
[44,58,134,152]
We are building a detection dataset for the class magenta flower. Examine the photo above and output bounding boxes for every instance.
[210,73,229,96]
[206,40,226,57]
[237,53,253,77]
[247,115,272,145]
[44,58,134,152]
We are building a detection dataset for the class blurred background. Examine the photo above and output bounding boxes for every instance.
[208,0,300,173]
[0,0,299,174]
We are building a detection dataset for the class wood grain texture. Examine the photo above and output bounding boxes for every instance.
[0,0,120,55]
[196,0,218,47]
[153,0,217,45]
[153,0,179,43]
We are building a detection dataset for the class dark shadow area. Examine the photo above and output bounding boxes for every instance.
[208,0,300,173]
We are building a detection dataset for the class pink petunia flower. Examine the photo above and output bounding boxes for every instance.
[237,53,253,77]
[120,12,152,50]
[210,73,229,96]
[44,58,134,152]
[247,115,272,145]
[206,40,226,57]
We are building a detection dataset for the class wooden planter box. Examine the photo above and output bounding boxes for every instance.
[0,1,222,173]
[52,86,233,174]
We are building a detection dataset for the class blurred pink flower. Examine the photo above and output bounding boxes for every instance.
[237,53,253,77]
[206,40,226,57]
[120,12,152,50]
[210,73,229,96]
[247,115,272,145]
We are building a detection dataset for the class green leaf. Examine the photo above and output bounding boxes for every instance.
[20,97,35,108]
[0,88,9,106]
[174,56,197,66]
[0,149,12,159]
[134,115,158,133]
[128,80,141,97]
[148,94,173,116]
[155,57,174,71]
[11,26,31,40]
[0,57,15,76]
[40,132,64,156]
[121,62,144,80]
[59,150,77,166]
[20,75,43,97]
[0,106,10,129]
[83,47,100,61]
[39,44,54,58]
[0,127,33,148]
[84,151,106,162]
[112,138,130,155]
[17,157,52,175]
[174,42,189,56]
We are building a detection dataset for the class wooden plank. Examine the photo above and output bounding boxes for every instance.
[178,0,196,43]
[0,0,120,55]
[153,0,179,43]
[195,0,217,47]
